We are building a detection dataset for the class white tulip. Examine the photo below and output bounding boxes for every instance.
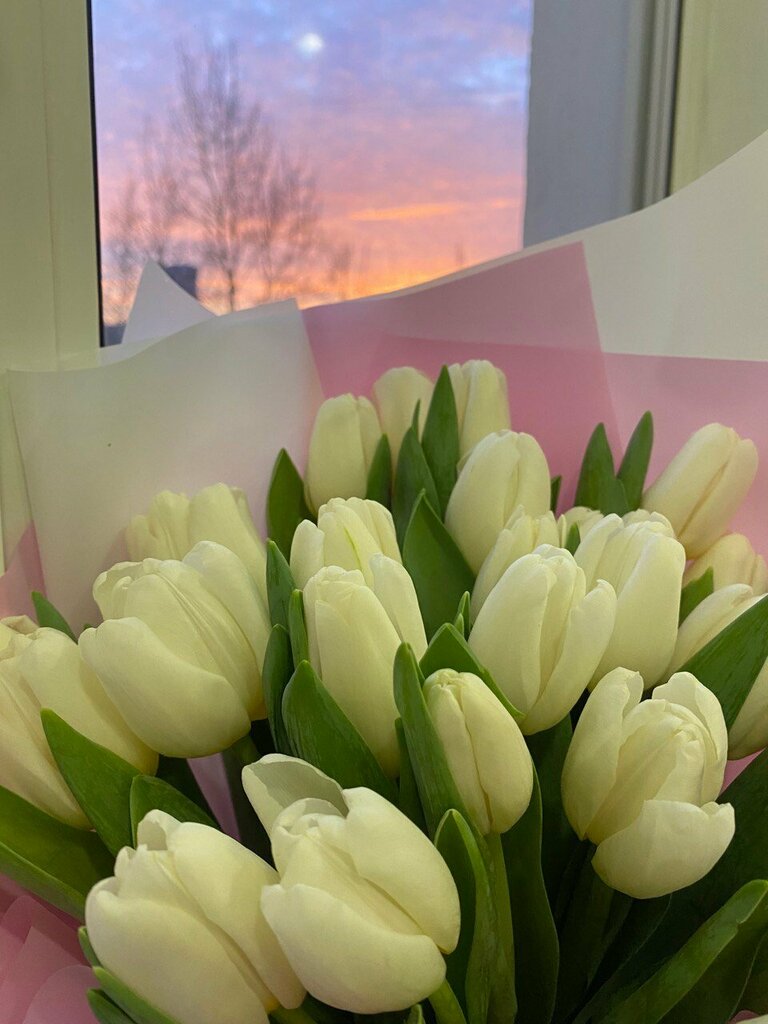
[80,542,271,758]
[372,367,434,463]
[0,615,37,647]
[643,424,758,557]
[472,507,560,617]
[126,484,267,593]
[302,559,427,777]
[86,811,304,1024]
[290,498,401,589]
[448,360,510,457]
[0,628,156,827]
[243,756,460,1015]
[670,584,768,758]
[424,669,533,834]
[557,506,604,544]
[562,668,734,898]
[445,431,551,574]
[683,533,768,594]
[469,546,616,734]
[575,516,685,688]
[305,395,382,512]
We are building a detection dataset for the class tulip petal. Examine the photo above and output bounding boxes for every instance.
[260,883,446,1013]
[242,755,347,834]
[369,556,427,658]
[592,799,735,899]
[162,820,305,1009]
[290,520,327,589]
[79,619,251,757]
[87,884,270,1024]
[561,668,643,839]
[338,788,461,953]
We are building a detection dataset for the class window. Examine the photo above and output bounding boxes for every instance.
[90,1,533,340]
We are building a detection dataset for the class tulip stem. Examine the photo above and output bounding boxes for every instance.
[223,732,272,861]
[429,981,467,1024]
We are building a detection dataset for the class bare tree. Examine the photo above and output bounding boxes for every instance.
[174,42,324,309]
[106,39,347,317]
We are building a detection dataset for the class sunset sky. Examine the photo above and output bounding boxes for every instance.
[92,0,532,315]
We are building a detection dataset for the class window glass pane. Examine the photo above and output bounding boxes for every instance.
[91,2,532,341]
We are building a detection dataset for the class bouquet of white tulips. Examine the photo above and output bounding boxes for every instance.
[2,359,768,1024]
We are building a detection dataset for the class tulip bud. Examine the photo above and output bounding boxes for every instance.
[126,484,267,591]
[557,506,604,544]
[243,758,460,1015]
[86,811,304,1024]
[80,542,271,758]
[445,431,551,573]
[423,669,533,834]
[472,507,560,616]
[669,584,768,758]
[448,360,510,456]
[305,395,382,512]
[643,424,758,557]
[290,498,401,589]
[562,668,734,898]
[683,533,768,594]
[372,367,434,463]
[575,516,685,688]
[0,628,156,826]
[469,546,616,734]
[302,558,427,777]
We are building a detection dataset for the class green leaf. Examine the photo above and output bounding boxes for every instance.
[267,448,313,558]
[396,719,426,831]
[366,434,393,506]
[263,624,295,755]
[0,783,113,919]
[88,991,135,1024]
[283,660,396,801]
[393,428,441,546]
[679,567,715,624]
[419,623,522,722]
[393,643,469,836]
[93,966,183,1024]
[421,367,460,516]
[406,1007,426,1024]
[453,592,471,640]
[680,592,768,728]
[130,775,217,842]
[32,591,76,640]
[79,925,100,967]
[554,849,631,1022]
[435,810,508,1024]
[742,933,768,1013]
[156,756,212,817]
[574,424,629,515]
[267,539,297,630]
[596,881,768,1024]
[550,475,562,514]
[585,895,671,1007]
[501,773,558,1024]
[565,523,581,555]
[527,717,578,903]
[403,495,475,639]
[41,710,139,855]
[616,411,653,510]
[288,589,309,666]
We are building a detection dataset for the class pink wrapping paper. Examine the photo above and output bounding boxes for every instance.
[3,239,767,1020]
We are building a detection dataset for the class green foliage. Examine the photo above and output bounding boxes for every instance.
[0,783,113,919]
[266,539,296,630]
[32,591,76,640]
[267,448,313,558]
[421,367,460,515]
[679,567,715,623]
[129,775,217,843]
[393,428,440,545]
[42,710,139,855]
[282,661,396,801]
[262,624,294,755]
[365,434,393,506]
[403,495,475,639]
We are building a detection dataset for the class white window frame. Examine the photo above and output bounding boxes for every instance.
[0,0,100,371]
